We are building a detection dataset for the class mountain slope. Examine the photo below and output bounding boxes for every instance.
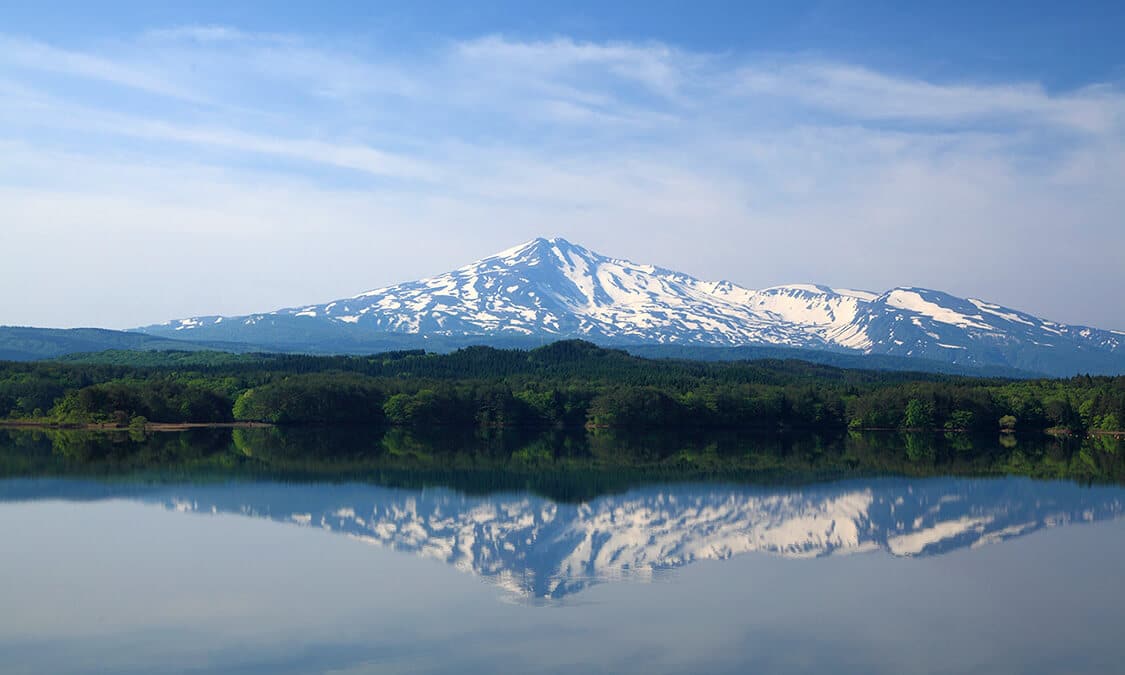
[137,237,1125,376]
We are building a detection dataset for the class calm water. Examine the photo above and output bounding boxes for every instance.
[2,429,1124,674]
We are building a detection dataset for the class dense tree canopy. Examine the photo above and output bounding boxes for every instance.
[0,341,1121,433]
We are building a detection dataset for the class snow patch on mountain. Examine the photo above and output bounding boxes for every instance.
[885,289,993,330]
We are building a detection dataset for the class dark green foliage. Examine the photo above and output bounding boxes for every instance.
[52,379,232,423]
[381,389,469,427]
[588,387,684,428]
[0,340,1122,432]
[233,375,385,425]
[623,343,1040,378]
[903,399,935,429]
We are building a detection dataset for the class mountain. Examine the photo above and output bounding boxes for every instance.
[4,477,1122,601]
[135,237,1124,376]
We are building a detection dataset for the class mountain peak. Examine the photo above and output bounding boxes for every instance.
[490,236,593,266]
[540,235,576,247]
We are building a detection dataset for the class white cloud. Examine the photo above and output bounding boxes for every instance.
[0,29,1123,329]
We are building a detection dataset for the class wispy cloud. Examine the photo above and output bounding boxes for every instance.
[1,29,1123,329]
[734,61,1125,133]
[143,25,259,43]
[454,36,695,99]
[0,35,207,102]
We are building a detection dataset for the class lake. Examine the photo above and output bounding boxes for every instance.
[1,428,1124,674]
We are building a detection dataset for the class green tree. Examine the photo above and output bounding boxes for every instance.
[946,409,974,431]
[903,399,934,429]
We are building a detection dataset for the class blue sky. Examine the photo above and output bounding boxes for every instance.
[2,1,1123,329]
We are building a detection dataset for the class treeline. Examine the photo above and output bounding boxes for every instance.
[228,378,841,429]
[1,341,1123,433]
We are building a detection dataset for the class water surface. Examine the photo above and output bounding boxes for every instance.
[1,428,1124,673]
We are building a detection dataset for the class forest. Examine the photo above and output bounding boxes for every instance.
[0,340,1121,435]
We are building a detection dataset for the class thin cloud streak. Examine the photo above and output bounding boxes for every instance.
[0,34,208,103]
[735,61,1125,133]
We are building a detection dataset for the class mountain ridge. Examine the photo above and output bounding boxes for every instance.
[135,237,1124,377]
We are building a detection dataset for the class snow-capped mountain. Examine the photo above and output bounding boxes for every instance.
[139,237,1125,376]
[4,477,1122,601]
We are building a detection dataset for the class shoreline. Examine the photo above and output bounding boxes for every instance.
[0,419,1121,438]
[0,421,273,432]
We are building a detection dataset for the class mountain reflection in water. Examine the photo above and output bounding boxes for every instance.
[4,476,1121,601]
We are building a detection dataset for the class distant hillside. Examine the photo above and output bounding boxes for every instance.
[0,326,258,361]
[2,325,1039,378]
